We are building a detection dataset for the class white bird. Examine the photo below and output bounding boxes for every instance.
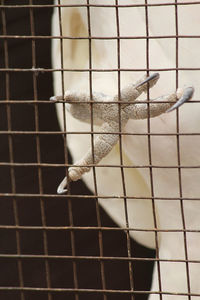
[51,1,200,299]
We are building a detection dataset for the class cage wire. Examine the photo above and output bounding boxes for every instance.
[0,1,200,300]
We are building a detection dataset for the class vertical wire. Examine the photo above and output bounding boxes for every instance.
[1,4,25,300]
[174,2,191,299]
[29,2,52,300]
[57,2,79,299]
[144,1,163,299]
[86,1,107,299]
[115,1,135,299]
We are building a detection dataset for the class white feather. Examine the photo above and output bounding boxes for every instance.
[52,1,200,298]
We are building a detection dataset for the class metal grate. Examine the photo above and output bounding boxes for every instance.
[0,1,200,300]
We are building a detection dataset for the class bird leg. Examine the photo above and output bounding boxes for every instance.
[57,121,120,194]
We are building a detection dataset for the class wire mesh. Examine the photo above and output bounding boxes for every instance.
[0,1,200,300]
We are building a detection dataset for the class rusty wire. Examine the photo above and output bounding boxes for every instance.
[0,1,200,300]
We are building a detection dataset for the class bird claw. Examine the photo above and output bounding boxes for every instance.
[57,176,68,194]
[50,73,194,195]
[50,95,64,102]
[167,87,194,112]
[135,73,160,88]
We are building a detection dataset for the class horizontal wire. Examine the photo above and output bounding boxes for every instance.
[1,2,200,8]
[0,286,199,297]
[0,225,199,234]
[0,254,200,264]
[0,100,199,104]
[0,131,200,136]
[0,98,200,104]
[0,162,200,169]
[0,193,199,201]
[1,34,200,40]
[1,67,200,72]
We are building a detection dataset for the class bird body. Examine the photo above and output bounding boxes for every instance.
[52,1,200,298]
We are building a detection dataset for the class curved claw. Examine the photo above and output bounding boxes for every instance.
[50,95,64,102]
[135,73,160,88]
[167,87,194,113]
[57,176,68,194]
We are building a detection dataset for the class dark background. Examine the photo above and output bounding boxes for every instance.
[0,1,155,299]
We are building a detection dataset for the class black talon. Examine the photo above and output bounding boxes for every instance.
[136,73,160,88]
[167,87,194,113]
